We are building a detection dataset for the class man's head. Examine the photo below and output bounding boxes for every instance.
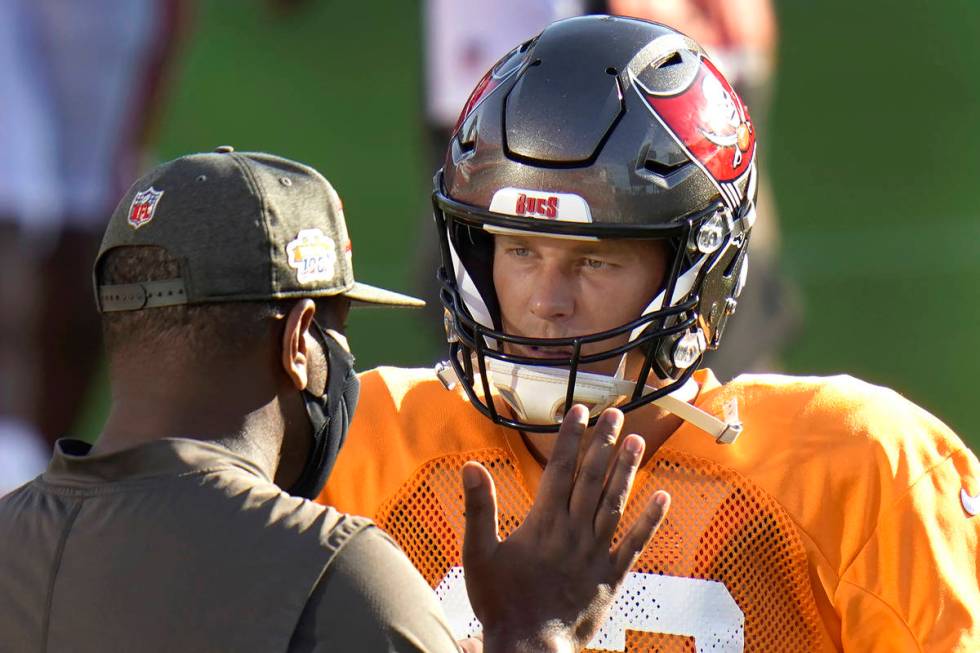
[94,148,422,497]
[433,16,758,431]
[492,234,669,378]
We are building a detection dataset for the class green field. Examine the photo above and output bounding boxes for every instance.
[771,1,980,441]
[79,1,977,450]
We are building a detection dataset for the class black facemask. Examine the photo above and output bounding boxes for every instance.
[289,322,360,500]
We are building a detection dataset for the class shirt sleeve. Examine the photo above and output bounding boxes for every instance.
[837,447,980,652]
[288,525,462,653]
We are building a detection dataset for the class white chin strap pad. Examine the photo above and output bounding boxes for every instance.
[482,358,741,444]
[485,357,636,424]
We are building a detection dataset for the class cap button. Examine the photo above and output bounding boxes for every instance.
[214,145,235,153]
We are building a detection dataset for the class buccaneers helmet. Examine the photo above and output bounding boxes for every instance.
[434,16,756,436]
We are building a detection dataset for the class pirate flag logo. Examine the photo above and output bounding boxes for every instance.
[641,57,755,183]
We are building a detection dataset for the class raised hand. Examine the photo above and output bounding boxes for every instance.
[461,405,670,653]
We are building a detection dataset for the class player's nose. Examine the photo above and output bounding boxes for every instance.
[527,263,575,322]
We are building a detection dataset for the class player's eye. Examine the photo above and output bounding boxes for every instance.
[509,247,531,257]
[582,257,607,269]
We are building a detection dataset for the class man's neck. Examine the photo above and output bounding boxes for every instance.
[92,378,282,481]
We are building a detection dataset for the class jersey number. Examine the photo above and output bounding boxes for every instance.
[434,567,744,652]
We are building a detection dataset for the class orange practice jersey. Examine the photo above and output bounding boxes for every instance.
[320,367,980,652]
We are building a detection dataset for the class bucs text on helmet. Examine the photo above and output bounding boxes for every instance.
[433,15,757,434]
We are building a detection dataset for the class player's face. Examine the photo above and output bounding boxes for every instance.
[492,234,668,377]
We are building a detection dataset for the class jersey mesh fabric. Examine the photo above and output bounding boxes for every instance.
[323,367,980,652]
[373,445,821,652]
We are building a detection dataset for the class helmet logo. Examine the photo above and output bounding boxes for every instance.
[515,193,558,219]
[489,188,592,223]
[698,74,753,168]
[640,57,755,182]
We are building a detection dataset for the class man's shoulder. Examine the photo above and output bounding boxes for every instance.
[355,365,483,428]
[358,365,449,404]
[695,373,971,571]
[722,372,965,485]
[726,370,891,405]
[191,468,373,554]
[293,523,459,653]
[730,372,955,437]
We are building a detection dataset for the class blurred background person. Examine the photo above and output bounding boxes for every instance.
[422,0,591,145]
[0,0,184,491]
[414,0,800,382]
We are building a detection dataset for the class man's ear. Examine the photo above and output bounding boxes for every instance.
[282,299,316,391]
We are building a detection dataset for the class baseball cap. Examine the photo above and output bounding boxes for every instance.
[94,147,424,312]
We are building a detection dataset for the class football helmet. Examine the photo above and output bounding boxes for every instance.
[434,16,757,435]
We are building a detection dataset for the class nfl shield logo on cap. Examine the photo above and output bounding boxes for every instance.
[128,187,165,229]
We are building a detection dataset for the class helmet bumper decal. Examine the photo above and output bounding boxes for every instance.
[488,188,593,223]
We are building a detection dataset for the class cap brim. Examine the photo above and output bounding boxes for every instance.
[342,281,425,308]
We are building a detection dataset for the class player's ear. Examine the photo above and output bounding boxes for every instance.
[281,299,316,391]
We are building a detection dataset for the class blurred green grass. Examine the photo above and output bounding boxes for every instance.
[79,0,977,451]
[771,0,980,440]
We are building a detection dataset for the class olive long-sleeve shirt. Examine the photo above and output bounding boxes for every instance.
[0,438,460,652]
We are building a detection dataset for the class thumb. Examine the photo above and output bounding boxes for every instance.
[461,462,499,569]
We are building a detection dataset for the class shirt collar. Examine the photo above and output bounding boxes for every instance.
[42,437,271,487]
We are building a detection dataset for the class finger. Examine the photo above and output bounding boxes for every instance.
[533,404,589,513]
[567,408,624,527]
[594,433,645,541]
[461,462,500,569]
[611,490,670,577]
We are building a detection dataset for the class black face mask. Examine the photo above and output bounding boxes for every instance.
[289,322,360,500]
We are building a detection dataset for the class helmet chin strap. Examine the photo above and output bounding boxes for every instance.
[436,355,742,444]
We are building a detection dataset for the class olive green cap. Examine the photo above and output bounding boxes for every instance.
[94,147,424,312]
